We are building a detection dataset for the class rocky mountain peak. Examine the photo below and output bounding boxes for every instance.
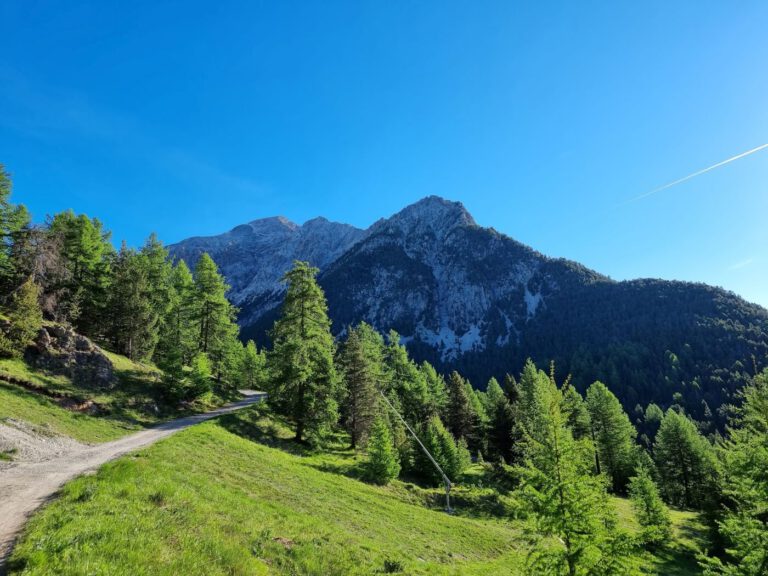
[371,196,475,240]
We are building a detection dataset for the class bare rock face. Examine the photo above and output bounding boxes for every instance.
[25,325,116,389]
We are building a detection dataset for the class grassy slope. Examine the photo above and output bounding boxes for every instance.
[8,406,704,576]
[0,355,165,443]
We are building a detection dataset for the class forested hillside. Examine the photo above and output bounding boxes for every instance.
[174,197,768,428]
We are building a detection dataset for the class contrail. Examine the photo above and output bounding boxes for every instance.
[621,142,768,205]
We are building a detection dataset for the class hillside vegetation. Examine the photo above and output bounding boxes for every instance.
[7,405,702,576]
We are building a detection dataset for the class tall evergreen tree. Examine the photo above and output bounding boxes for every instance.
[106,244,159,360]
[516,366,636,576]
[421,361,449,420]
[193,253,240,381]
[701,370,768,575]
[339,323,382,449]
[47,210,113,336]
[561,382,592,441]
[268,261,339,444]
[155,260,198,371]
[586,381,638,492]
[653,409,717,509]
[485,377,517,462]
[414,415,467,485]
[446,371,474,442]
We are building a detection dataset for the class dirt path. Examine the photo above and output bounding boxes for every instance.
[0,391,265,573]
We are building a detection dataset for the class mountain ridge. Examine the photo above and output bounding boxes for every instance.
[169,196,768,424]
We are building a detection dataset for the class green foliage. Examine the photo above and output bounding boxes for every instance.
[155,260,198,372]
[193,253,240,381]
[47,210,113,335]
[385,330,431,426]
[106,243,160,360]
[446,370,475,442]
[188,352,213,399]
[413,415,466,485]
[654,409,717,509]
[339,323,384,448]
[701,370,768,575]
[268,261,340,444]
[420,360,449,420]
[485,376,519,463]
[515,363,638,575]
[586,381,638,492]
[364,416,401,485]
[0,277,43,357]
[0,164,31,290]
[240,340,266,390]
[629,463,672,547]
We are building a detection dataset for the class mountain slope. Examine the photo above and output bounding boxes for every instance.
[171,197,768,423]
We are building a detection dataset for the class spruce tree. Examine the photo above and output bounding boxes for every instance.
[0,277,43,357]
[414,415,465,485]
[700,370,768,575]
[485,377,517,462]
[339,323,381,449]
[268,261,339,444]
[421,361,449,419]
[653,409,717,509]
[628,463,671,547]
[561,383,591,440]
[586,381,638,492]
[364,416,401,485]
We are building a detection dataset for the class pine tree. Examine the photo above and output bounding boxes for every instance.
[586,381,638,492]
[628,463,671,547]
[701,370,768,575]
[339,323,382,448]
[653,409,717,509]
[364,416,401,485]
[561,383,591,440]
[268,261,339,444]
[188,352,213,399]
[0,277,43,357]
[106,244,159,360]
[446,371,474,441]
[515,367,637,576]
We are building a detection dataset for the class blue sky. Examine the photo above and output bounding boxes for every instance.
[1,1,767,307]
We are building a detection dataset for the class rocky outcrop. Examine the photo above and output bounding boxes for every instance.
[25,325,116,389]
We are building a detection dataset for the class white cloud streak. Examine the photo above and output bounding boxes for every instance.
[621,143,768,205]
[729,258,754,271]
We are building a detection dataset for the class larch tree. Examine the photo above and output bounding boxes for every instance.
[384,330,431,426]
[0,165,30,292]
[364,415,401,485]
[339,323,382,449]
[240,340,266,391]
[586,381,638,492]
[628,462,672,547]
[653,408,717,509]
[701,370,768,575]
[516,367,637,576]
[155,260,198,373]
[268,261,340,444]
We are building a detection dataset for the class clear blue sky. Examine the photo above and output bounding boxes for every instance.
[1,1,767,307]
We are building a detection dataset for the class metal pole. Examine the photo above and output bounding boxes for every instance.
[378,391,453,513]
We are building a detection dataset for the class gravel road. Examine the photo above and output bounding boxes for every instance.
[0,391,265,573]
